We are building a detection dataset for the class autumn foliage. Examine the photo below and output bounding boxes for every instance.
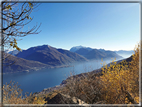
[2,44,140,104]
[2,81,46,104]
[100,44,139,104]
[64,43,140,104]
[3,81,28,104]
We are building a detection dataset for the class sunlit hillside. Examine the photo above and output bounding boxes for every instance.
[3,43,140,105]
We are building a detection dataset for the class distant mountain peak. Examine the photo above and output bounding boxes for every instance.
[17,45,88,66]
[28,44,53,50]
[70,46,93,52]
[5,49,25,56]
[70,46,123,60]
[36,44,49,48]
[72,45,84,49]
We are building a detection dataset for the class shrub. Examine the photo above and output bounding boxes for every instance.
[100,43,140,104]
[63,43,140,104]
[3,81,46,104]
[3,81,28,104]
[62,73,105,104]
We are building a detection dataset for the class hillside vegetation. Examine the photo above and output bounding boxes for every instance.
[62,43,140,104]
[2,43,140,105]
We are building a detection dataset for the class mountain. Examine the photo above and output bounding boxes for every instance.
[114,50,134,55]
[3,53,50,74]
[70,46,92,52]
[17,45,88,66]
[114,50,134,58]
[5,49,25,56]
[72,47,123,60]
[57,49,88,62]
[70,46,133,57]
[4,49,11,53]
[9,50,19,55]
[70,46,84,52]
[74,48,91,56]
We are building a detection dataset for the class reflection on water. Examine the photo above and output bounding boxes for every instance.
[3,57,124,94]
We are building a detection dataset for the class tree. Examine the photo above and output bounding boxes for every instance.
[100,43,140,104]
[3,81,28,104]
[1,1,41,65]
[3,80,46,104]
[62,72,105,104]
[62,43,140,104]
[0,1,41,104]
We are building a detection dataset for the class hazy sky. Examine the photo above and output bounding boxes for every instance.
[17,2,140,51]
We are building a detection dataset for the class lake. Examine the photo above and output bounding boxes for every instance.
[3,57,126,95]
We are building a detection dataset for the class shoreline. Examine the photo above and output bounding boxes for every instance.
[3,64,73,75]
[3,57,129,96]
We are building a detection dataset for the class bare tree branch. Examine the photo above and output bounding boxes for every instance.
[1,1,41,66]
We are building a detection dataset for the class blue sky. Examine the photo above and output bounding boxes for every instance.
[17,3,140,51]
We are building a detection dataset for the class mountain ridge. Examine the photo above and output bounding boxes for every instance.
[70,46,123,60]
[4,45,132,74]
[70,46,134,55]
[17,45,88,66]
[3,53,50,74]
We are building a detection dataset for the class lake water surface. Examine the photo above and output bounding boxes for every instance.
[3,57,126,94]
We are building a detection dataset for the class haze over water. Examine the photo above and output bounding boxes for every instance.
[3,55,127,95]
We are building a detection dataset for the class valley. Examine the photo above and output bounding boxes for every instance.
[3,44,127,74]
[3,44,133,94]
